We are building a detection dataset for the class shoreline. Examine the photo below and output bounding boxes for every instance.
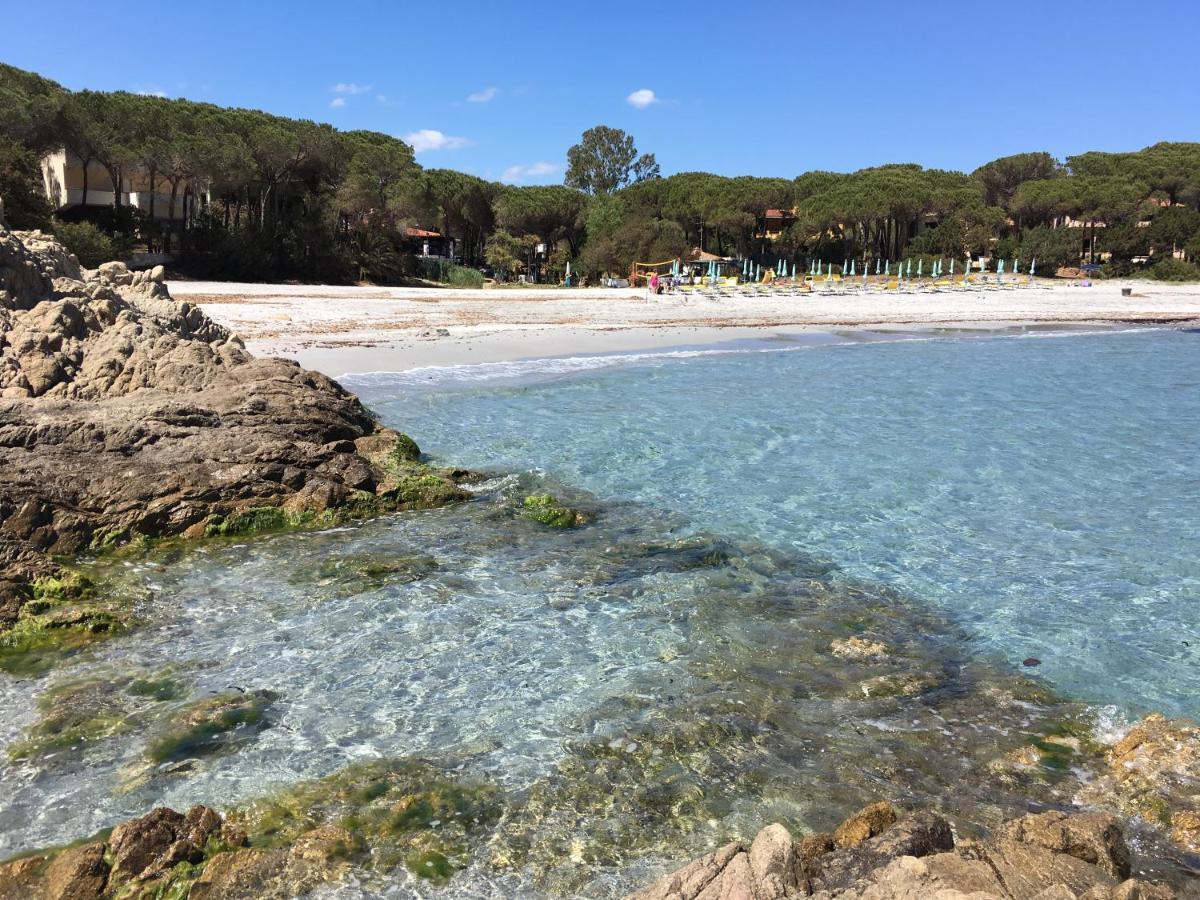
[268,320,1186,380]
[171,279,1200,377]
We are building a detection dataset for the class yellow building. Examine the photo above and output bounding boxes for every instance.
[40,148,208,220]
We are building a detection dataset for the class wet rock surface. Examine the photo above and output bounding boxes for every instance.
[628,804,1183,900]
[0,226,469,665]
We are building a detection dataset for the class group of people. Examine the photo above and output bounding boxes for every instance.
[647,271,686,296]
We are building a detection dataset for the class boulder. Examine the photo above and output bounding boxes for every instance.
[107,804,223,882]
[627,810,1175,900]
[42,842,109,899]
[0,225,468,642]
[993,811,1131,880]
[834,801,899,850]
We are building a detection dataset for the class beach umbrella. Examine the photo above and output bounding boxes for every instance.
[756,263,761,281]
[884,261,890,276]
[917,259,923,277]
[949,258,955,275]
[862,267,868,286]
[849,260,855,276]
[1030,258,1037,276]
[906,258,912,276]
[827,262,832,279]
[1013,257,1019,274]
[875,259,881,275]
[565,261,571,278]
[998,259,1005,275]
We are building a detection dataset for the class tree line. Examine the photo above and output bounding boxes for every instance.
[3,62,1200,284]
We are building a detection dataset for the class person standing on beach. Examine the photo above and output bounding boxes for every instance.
[649,272,659,298]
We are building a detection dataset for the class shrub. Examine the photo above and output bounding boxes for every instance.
[1150,258,1200,282]
[52,220,117,268]
[442,264,484,288]
[416,257,485,288]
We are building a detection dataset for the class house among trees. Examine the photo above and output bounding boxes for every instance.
[402,226,452,259]
[756,209,796,240]
[40,146,207,221]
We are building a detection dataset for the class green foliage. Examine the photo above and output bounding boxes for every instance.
[1150,257,1200,282]
[52,220,117,267]
[1018,225,1082,273]
[0,135,52,228]
[4,62,1200,287]
[972,152,1061,209]
[415,257,484,287]
[565,125,660,195]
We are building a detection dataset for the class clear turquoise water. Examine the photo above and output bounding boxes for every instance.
[349,327,1200,720]
[2,325,1197,897]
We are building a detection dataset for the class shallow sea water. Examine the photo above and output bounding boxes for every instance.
[0,326,1196,897]
[351,326,1200,719]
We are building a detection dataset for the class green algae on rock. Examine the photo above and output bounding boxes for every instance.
[225,758,502,882]
[144,690,278,764]
[289,552,440,599]
[7,665,190,762]
[521,494,591,528]
[0,572,134,676]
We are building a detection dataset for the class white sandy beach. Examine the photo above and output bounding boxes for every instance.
[170,279,1200,376]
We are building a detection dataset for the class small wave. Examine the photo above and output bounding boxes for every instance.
[337,324,1168,391]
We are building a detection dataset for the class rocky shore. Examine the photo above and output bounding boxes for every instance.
[0,228,1197,898]
[0,225,471,671]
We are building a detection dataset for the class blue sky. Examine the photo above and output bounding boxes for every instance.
[3,0,1197,184]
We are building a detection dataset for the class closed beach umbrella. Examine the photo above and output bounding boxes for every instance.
[565,261,571,279]
[875,259,881,275]
[1013,257,1019,274]
[949,258,955,275]
[849,260,855,276]
[917,259,923,277]
[906,258,912,276]
[998,259,1005,275]
[1030,258,1037,276]
[884,261,890,276]
[756,263,761,281]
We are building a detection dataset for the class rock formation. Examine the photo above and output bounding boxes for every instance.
[627,804,1182,900]
[0,226,470,660]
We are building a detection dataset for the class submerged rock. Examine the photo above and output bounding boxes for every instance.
[144,689,278,764]
[521,494,592,528]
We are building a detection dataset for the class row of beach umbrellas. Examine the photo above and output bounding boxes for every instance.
[680,256,1039,284]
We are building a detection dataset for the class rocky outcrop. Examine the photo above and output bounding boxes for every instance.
[628,804,1181,900]
[0,803,350,899]
[0,226,471,656]
[1078,714,1200,854]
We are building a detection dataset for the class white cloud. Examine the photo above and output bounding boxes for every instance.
[403,129,471,154]
[500,161,562,184]
[329,97,347,108]
[376,94,389,103]
[136,89,168,98]
[332,82,372,94]
[626,88,659,109]
[467,87,499,103]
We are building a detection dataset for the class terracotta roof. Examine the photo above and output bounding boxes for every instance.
[405,227,442,238]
